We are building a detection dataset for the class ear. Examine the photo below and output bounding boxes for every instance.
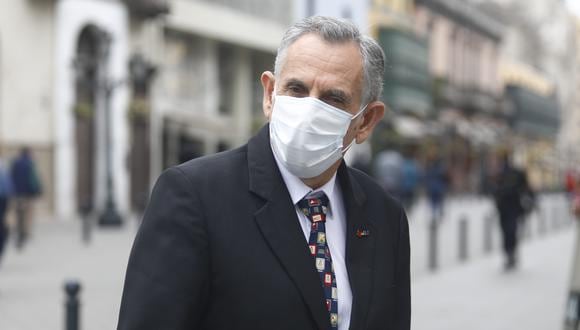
[355,101,386,144]
[260,71,276,120]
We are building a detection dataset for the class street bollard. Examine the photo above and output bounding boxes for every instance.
[538,207,547,236]
[15,202,26,250]
[458,216,468,262]
[64,280,82,330]
[522,214,532,241]
[553,205,560,231]
[82,215,91,245]
[80,203,92,245]
[428,217,439,272]
[483,213,493,254]
[558,207,565,229]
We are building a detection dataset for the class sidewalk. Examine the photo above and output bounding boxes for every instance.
[0,220,138,330]
[408,193,572,276]
[412,225,576,330]
[0,207,575,330]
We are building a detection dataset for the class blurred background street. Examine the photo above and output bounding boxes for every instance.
[0,195,576,329]
[1,0,580,329]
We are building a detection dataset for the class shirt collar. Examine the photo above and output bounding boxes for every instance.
[272,147,337,212]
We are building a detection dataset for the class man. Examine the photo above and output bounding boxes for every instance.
[0,153,12,264]
[118,16,410,330]
[492,150,534,271]
[373,148,404,201]
[10,147,42,248]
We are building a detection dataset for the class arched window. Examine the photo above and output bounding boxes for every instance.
[73,25,101,214]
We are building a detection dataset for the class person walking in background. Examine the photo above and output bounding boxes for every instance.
[492,150,535,271]
[400,147,421,211]
[373,148,404,201]
[0,154,13,264]
[567,169,579,213]
[10,148,42,248]
[424,149,448,222]
[566,169,577,198]
[573,175,580,219]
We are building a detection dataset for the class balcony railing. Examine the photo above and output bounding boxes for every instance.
[124,0,169,18]
[193,0,292,25]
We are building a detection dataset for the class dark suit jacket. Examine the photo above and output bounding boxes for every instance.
[117,125,411,330]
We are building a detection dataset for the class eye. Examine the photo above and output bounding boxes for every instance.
[324,96,347,109]
[287,85,306,96]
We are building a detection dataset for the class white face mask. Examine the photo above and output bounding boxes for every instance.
[270,94,367,179]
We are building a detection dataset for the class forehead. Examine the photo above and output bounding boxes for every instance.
[278,34,364,97]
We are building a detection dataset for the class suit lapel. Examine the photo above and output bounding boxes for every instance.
[337,163,375,330]
[248,125,330,330]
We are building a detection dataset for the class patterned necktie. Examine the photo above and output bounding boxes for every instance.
[297,191,338,330]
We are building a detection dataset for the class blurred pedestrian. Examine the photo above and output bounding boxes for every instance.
[572,171,580,219]
[0,154,13,264]
[400,148,421,211]
[10,147,42,247]
[566,169,578,199]
[346,141,372,175]
[373,148,403,201]
[492,151,535,271]
[424,151,448,222]
[573,188,580,219]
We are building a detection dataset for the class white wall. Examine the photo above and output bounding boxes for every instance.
[0,0,54,146]
[55,0,129,219]
[293,0,370,33]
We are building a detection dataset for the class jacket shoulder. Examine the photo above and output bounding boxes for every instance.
[174,145,248,180]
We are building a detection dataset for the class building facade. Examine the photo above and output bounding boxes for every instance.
[0,0,57,214]
[414,0,505,192]
[294,0,370,32]
[481,0,577,190]
[0,0,293,220]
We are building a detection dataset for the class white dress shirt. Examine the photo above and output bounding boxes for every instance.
[273,153,353,330]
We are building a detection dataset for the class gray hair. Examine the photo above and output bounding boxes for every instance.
[274,16,385,106]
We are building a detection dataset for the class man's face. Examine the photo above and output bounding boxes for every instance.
[261,33,368,147]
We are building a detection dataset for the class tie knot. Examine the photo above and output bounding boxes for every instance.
[297,191,329,223]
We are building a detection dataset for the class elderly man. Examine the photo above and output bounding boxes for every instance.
[118,16,410,330]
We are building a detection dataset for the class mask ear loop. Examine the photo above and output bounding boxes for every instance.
[271,86,277,102]
[351,102,369,120]
[342,103,370,154]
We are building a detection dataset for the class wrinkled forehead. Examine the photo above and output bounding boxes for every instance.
[278,34,364,100]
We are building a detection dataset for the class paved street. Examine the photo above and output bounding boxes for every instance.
[412,226,575,330]
[0,219,138,330]
[0,195,575,330]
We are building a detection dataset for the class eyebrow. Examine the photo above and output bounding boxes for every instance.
[283,78,308,90]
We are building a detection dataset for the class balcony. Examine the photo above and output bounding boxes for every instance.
[124,0,169,18]
[380,28,432,118]
[435,79,501,116]
[193,0,292,25]
[505,85,560,137]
